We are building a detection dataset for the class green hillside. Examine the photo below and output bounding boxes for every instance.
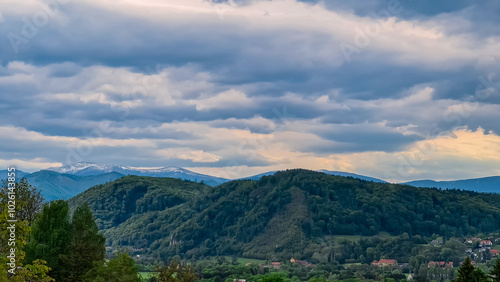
[68,169,500,261]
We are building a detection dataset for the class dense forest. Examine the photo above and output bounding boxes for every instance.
[68,169,500,262]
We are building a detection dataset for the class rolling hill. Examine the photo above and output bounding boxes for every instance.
[68,169,500,261]
[318,169,387,183]
[242,169,387,183]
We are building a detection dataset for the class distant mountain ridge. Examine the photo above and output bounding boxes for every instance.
[25,171,125,201]
[241,169,387,183]
[403,176,500,194]
[0,169,29,179]
[46,162,228,186]
[3,162,499,201]
[1,162,227,201]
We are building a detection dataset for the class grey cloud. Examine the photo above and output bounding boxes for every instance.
[305,123,424,153]
[1,0,499,172]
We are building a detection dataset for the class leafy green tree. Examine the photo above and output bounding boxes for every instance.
[9,259,54,282]
[0,200,31,279]
[0,178,45,225]
[0,179,54,281]
[83,249,140,282]
[60,203,106,281]
[25,200,71,281]
[156,257,197,282]
[491,258,500,282]
[454,257,475,282]
[261,273,286,282]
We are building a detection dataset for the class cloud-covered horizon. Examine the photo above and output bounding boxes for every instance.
[1,0,499,181]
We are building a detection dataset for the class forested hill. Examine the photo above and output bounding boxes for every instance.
[68,169,500,261]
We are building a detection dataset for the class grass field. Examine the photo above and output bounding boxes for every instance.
[343,263,362,268]
[195,256,266,265]
[139,271,155,279]
[223,256,266,265]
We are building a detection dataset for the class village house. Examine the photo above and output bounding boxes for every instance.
[491,249,499,257]
[480,240,493,247]
[272,262,281,269]
[371,259,398,267]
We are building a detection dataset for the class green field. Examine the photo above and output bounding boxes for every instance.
[223,256,266,265]
[195,256,266,265]
[139,271,155,279]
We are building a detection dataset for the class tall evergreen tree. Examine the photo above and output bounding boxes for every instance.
[25,200,71,281]
[472,268,489,282]
[492,258,500,282]
[61,203,106,281]
[454,257,475,282]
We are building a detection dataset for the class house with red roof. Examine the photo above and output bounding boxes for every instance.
[480,240,493,247]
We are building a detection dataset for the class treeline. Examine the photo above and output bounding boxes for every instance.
[190,256,500,282]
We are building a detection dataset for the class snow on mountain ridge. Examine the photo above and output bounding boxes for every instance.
[48,162,203,176]
[47,162,101,174]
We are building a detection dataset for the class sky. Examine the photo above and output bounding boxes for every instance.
[0,0,499,181]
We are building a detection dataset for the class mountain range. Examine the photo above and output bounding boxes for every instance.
[68,169,500,261]
[1,162,498,200]
[405,176,500,194]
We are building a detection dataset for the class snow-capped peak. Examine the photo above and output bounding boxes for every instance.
[44,162,227,185]
[47,162,196,176]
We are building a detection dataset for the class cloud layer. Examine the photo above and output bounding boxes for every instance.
[1,0,499,181]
